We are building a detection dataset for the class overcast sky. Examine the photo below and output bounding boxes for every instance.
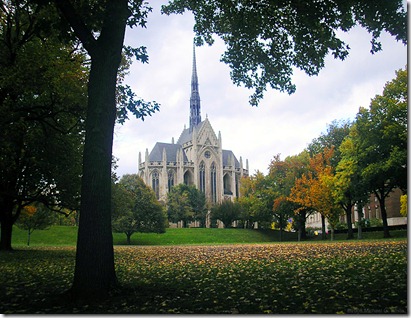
[112,1,407,178]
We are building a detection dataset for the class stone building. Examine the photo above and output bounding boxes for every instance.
[138,45,249,204]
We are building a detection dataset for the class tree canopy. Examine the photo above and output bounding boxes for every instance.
[211,200,242,228]
[350,68,407,237]
[167,184,206,227]
[163,0,406,105]
[0,2,87,250]
[112,174,166,244]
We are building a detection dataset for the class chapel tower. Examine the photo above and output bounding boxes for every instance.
[189,42,201,132]
[138,42,249,211]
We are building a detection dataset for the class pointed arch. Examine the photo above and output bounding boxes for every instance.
[167,169,175,192]
[184,169,194,185]
[151,170,160,199]
[223,172,233,195]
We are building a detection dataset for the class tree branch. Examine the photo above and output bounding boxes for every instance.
[53,0,96,54]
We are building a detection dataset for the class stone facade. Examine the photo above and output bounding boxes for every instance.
[138,44,249,204]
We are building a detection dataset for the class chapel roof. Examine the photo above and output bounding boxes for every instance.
[176,121,206,145]
[148,142,188,162]
[222,149,240,168]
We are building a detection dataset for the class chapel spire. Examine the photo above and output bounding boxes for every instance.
[189,41,201,132]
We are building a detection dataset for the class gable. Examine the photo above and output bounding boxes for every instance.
[197,119,218,147]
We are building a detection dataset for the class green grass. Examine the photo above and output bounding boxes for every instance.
[10,225,407,247]
[0,240,407,314]
[12,226,79,246]
[11,226,299,246]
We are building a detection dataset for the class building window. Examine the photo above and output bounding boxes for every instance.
[168,170,174,192]
[199,161,205,193]
[152,170,159,199]
[211,162,217,203]
[223,173,232,195]
[204,150,211,159]
[184,170,194,185]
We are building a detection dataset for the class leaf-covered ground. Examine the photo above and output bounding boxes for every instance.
[0,241,407,314]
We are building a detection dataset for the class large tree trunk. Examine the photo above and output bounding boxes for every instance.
[70,50,119,299]
[0,217,13,251]
[60,0,130,300]
[0,199,18,251]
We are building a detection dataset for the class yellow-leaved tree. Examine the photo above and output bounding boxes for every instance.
[289,148,343,240]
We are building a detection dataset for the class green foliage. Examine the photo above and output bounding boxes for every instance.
[355,68,407,194]
[0,241,407,313]
[210,200,242,228]
[352,68,407,237]
[163,0,406,106]
[112,174,166,244]
[167,184,206,227]
[307,119,352,168]
[0,2,87,249]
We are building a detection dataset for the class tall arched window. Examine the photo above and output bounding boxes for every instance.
[152,170,159,199]
[168,170,174,192]
[199,161,205,193]
[211,162,217,203]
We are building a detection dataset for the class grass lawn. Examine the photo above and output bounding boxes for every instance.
[4,226,408,313]
[11,226,299,246]
[10,225,407,247]
[0,240,407,314]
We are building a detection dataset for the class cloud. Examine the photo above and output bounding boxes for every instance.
[113,3,407,177]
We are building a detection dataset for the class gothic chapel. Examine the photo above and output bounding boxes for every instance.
[138,44,249,204]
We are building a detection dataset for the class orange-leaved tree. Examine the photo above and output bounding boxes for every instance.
[289,147,343,240]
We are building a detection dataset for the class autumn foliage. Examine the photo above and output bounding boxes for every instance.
[288,147,342,238]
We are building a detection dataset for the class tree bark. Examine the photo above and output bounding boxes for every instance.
[70,49,119,299]
[378,196,391,238]
[0,217,13,251]
[0,198,18,251]
[58,0,130,300]
[345,202,354,239]
[357,203,363,239]
[321,214,326,240]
